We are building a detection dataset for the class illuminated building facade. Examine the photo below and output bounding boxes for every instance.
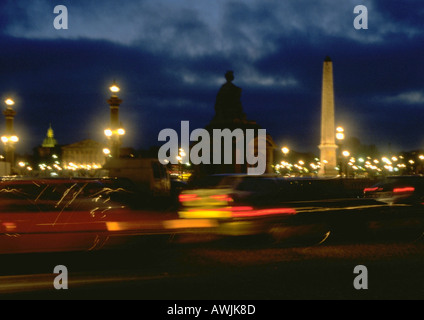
[61,139,106,170]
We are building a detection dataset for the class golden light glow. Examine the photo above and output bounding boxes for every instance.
[179,208,232,219]
[103,148,111,155]
[342,151,350,157]
[109,85,120,93]
[336,126,344,132]
[281,147,289,154]
[105,128,125,136]
[336,132,345,140]
[163,219,218,229]
[106,222,121,231]
[1,135,18,143]
[5,99,15,106]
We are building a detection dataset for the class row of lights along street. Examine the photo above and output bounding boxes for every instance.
[277,126,424,177]
[1,83,126,176]
[1,87,424,179]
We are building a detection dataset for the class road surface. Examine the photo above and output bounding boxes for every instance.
[1,232,424,300]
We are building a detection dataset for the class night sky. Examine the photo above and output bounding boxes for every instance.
[0,0,423,156]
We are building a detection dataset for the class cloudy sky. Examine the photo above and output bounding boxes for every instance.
[0,0,423,155]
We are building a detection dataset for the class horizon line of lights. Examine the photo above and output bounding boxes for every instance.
[274,151,424,175]
[36,162,102,171]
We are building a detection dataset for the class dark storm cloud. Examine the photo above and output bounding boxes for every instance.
[0,0,423,155]
[373,0,424,31]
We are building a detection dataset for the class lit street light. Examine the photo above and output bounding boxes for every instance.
[109,84,120,93]
[342,150,350,178]
[5,99,15,106]
[336,127,345,176]
[336,126,345,141]
[104,82,125,159]
[279,147,290,176]
[177,148,186,180]
[2,98,19,172]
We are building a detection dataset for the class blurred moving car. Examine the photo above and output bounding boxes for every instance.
[178,174,424,243]
[363,175,424,205]
[360,175,424,239]
[178,174,353,241]
[0,177,181,254]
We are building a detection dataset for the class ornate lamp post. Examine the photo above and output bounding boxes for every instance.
[1,99,19,171]
[336,126,345,176]
[104,83,125,159]
[342,150,350,178]
[280,146,290,175]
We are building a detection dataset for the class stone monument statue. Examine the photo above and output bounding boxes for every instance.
[318,56,338,177]
[213,71,246,122]
[198,70,275,175]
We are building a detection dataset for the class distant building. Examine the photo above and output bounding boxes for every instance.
[61,139,106,170]
[34,124,61,166]
[42,124,58,148]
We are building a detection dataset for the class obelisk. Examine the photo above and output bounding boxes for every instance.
[318,56,338,176]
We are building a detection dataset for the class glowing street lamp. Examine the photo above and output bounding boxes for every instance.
[281,147,290,165]
[109,84,120,94]
[342,150,350,178]
[335,127,345,176]
[2,98,18,170]
[104,129,112,137]
[336,126,345,141]
[105,82,124,158]
[1,135,19,143]
[5,99,15,106]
